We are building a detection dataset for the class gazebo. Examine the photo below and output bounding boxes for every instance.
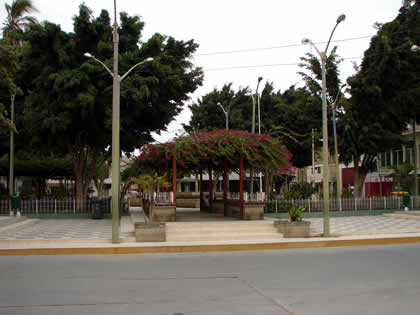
[137,129,292,221]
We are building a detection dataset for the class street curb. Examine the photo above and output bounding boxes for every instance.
[1,235,420,256]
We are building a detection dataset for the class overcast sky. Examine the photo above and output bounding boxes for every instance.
[1,0,403,143]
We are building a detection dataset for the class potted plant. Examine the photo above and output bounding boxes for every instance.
[275,206,311,238]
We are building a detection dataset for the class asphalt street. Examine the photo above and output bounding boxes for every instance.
[1,244,419,315]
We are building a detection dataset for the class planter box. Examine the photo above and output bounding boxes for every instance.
[274,220,311,238]
[135,222,166,242]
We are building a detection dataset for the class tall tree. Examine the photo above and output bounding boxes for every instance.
[0,41,18,135]
[270,85,322,168]
[20,4,203,205]
[2,0,38,45]
[185,83,251,133]
[185,83,322,168]
[342,0,419,196]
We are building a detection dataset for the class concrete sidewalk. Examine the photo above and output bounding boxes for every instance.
[1,208,420,255]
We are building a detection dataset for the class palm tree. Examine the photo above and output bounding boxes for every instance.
[2,0,38,44]
[2,1,38,212]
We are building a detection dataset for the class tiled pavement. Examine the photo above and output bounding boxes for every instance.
[0,219,112,240]
[2,211,420,240]
[308,216,420,235]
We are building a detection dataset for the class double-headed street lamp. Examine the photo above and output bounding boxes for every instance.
[250,77,263,195]
[217,102,229,130]
[84,0,153,244]
[302,13,346,237]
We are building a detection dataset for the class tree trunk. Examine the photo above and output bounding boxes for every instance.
[353,156,368,198]
[69,136,99,211]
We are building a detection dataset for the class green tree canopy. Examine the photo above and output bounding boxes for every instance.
[184,83,321,168]
[340,0,419,196]
[2,0,38,43]
[18,3,203,203]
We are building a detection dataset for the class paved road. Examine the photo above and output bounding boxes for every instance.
[1,244,420,314]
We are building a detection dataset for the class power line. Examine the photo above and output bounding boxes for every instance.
[195,35,373,57]
[204,56,362,71]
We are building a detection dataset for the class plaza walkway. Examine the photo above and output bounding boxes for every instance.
[1,208,420,254]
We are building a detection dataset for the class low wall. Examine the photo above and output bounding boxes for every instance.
[177,192,200,199]
[243,203,265,220]
[212,200,225,213]
[176,199,200,208]
[135,222,166,242]
[151,203,176,222]
[208,199,264,220]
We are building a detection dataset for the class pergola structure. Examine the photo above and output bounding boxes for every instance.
[137,129,292,221]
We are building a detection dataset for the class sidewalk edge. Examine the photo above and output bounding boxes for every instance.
[1,236,420,256]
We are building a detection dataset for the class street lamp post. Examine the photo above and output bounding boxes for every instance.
[331,83,346,200]
[411,45,419,196]
[257,77,263,195]
[217,102,229,130]
[302,13,346,237]
[257,76,263,135]
[84,0,153,244]
[250,77,263,195]
[9,94,16,216]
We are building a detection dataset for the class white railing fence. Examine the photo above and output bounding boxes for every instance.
[0,198,112,215]
[225,192,265,202]
[264,196,416,213]
[140,192,174,203]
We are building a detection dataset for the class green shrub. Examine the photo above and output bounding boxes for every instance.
[284,182,315,200]
[288,206,305,221]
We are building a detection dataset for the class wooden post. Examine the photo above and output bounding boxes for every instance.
[166,160,169,193]
[208,166,213,212]
[172,156,176,219]
[240,156,244,220]
[199,169,203,211]
[223,160,228,216]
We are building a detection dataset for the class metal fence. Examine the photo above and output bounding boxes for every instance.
[264,196,420,213]
[0,198,112,215]
[226,192,266,202]
[140,192,174,203]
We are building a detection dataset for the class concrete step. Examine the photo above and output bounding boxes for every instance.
[166,220,275,229]
[166,225,278,234]
[165,220,282,242]
[167,232,283,242]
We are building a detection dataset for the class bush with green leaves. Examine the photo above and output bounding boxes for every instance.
[288,206,305,221]
[284,182,315,200]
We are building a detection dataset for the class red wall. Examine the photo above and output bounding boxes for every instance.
[365,182,394,196]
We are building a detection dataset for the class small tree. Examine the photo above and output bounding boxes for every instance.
[391,163,414,192]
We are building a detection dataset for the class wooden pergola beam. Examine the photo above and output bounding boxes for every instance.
[240,155,244,220]
[172,156,176,219]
